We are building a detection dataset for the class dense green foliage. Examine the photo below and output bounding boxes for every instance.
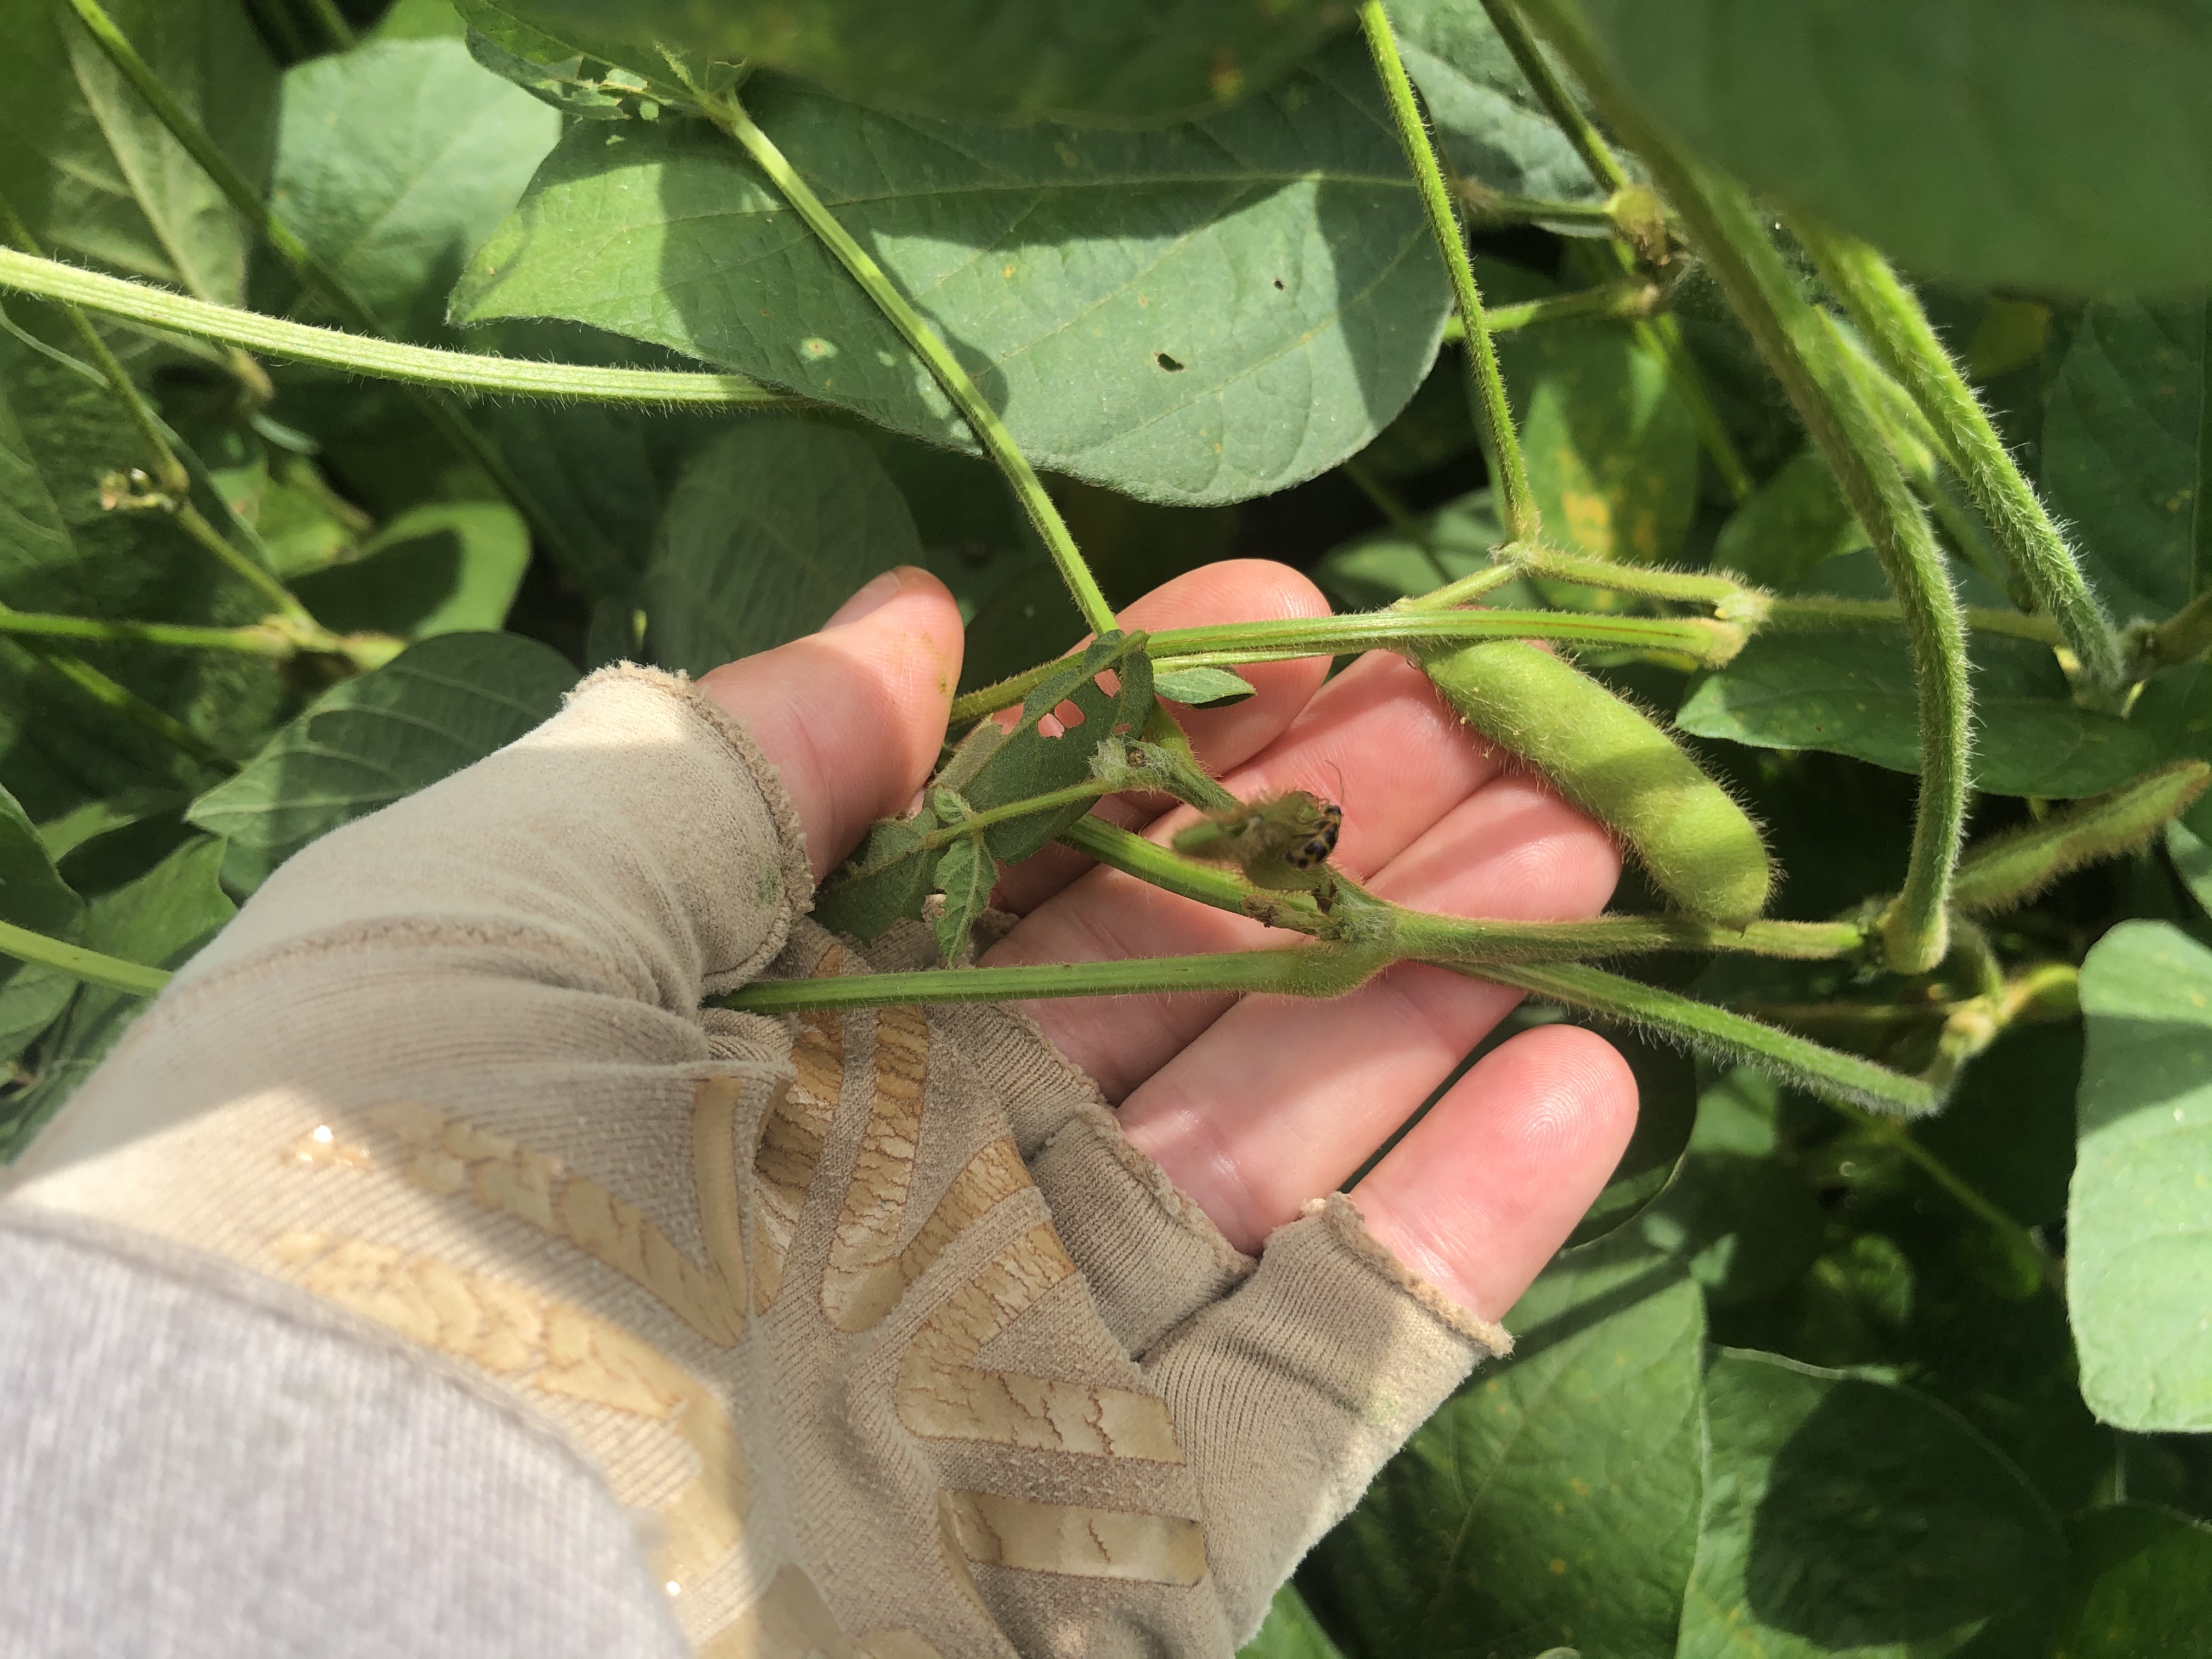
[3,0,2211,1651]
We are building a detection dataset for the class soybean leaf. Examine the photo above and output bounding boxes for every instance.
[1304,1228,1706,1659]
[0,0,275,303]
[267,36,560,341]
[2171,820,2212,920]
[2042,298,2212,627]
[1154,666,1256,708]
[2051,1505,2212,1658]
[1677,1351,2066,1659]
[0,785,85,1064]
[0,330,283,817]
[1392,0,1601,204]
[642,421,919,676]
[1678,552,2164,798]
[480,0,1346,126]
[968,634,1155,861]
[1312,489,1544,611]
[291,500,530,639]
[1499,320,1699,566]
[813,812,936,941]
[1238,1585,1346,1659]
[1709,446,1866,588]
[2071,919,2212,1431]
[185,632,575,894]
[1916,1023,2080,1229]
[453,37,1450,507]
[372,0,467,41]
[930,837,995,963]
[456,0,690,121]
[1578,0,2212,294]
[0,836,233,1156]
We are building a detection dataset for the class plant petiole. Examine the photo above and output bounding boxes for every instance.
[0,916,171,995]
[1440,277,1664,344]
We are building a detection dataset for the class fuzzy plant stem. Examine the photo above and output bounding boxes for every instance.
[1794,221,2123,692]
[0,248,793,408]
[0,917,171,995]
[1470,961,1938,1116]
[25,647,238,771]
[704,94,1115,638]
[1440,277,1663,343]
[1476,0,1752,500]
[1359,1,1541,545]
[60,0,623,600]
[1521,1,1970,975]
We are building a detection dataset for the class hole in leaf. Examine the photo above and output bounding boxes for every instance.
[1096,668,1121,696]
[1272,278,1286,290]
[1154,352,1185,373]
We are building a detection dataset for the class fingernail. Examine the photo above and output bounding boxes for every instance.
[823,567,911,630]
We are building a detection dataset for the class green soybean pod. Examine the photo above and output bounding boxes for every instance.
[1421,640,1773,925]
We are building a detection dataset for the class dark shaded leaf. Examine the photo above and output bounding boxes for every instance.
[931,837,995,962]
[2051,1505,2212,1659]
[1305,1228,1705,1659]
[185,631,575,893]
[0,785,84,1063]
[642,421,919,676]
[1677,1351,2066,1658]
[1580,0,2212,294]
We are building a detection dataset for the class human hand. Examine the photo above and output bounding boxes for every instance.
[700,557,1639,1327]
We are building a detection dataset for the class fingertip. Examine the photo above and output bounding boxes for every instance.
[1352,1022,1640,1323]
[697,566,963,878]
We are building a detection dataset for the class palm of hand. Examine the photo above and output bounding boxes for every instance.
[702,558,1638,1325]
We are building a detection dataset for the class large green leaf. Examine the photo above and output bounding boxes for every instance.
[2051,1505,2212,1659]
[1677,552,2165,798]
[2072,919,2212,1431]
[1677,1351,2066,1658]
[1709,447,1865,588]
[0,785,85,1064]
[1578,0,2212,294]
[268,37,560,340]
[0,835,233,1156]
[1500,319,1699,566]
[185,631,575,893]
[1303,1229,1705,1659]
[484,0,1348,126]
[453,37,1449,506]
[0,0,275,302]
[1638,1069,1825,1307]
[1391,0,1599,204]
[2041,298,2211,628]
[644,421,921,676]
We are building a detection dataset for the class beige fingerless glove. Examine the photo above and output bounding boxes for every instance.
[2,667,1503,1658]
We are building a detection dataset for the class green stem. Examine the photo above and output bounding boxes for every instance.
[1058,816,1328,929]
[1360,1,1541,545]
[24,646,237,771]
[0,248,792,409]
[1440,277,1663,342]
[923,778,1119,849]
[2141,588,2212,672]
[1457,187,1618,227]
[1795,221,2123,692]
[1763,593,2060,645]
[59,0,627,599]
[949,606,1742,717]
[300,0,356,49]
[0,605,291,656]
[1504,544,1770,620]
[716,945,1394,1014]
[0,916,172,995]
[1476,0,1753,499]
[705,94,1114,638]
[1476,0,1630,193]
[1525,1,1969,975]
[1468,959,1938,1116]
[1394,560,1526,612]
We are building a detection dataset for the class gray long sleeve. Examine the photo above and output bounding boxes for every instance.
[0,1212,687,1658]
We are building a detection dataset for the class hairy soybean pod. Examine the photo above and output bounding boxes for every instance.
[1421,640,1774,925]
[1950,759,2212,916]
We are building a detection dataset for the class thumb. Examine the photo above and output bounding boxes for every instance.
[695,567,963,881]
